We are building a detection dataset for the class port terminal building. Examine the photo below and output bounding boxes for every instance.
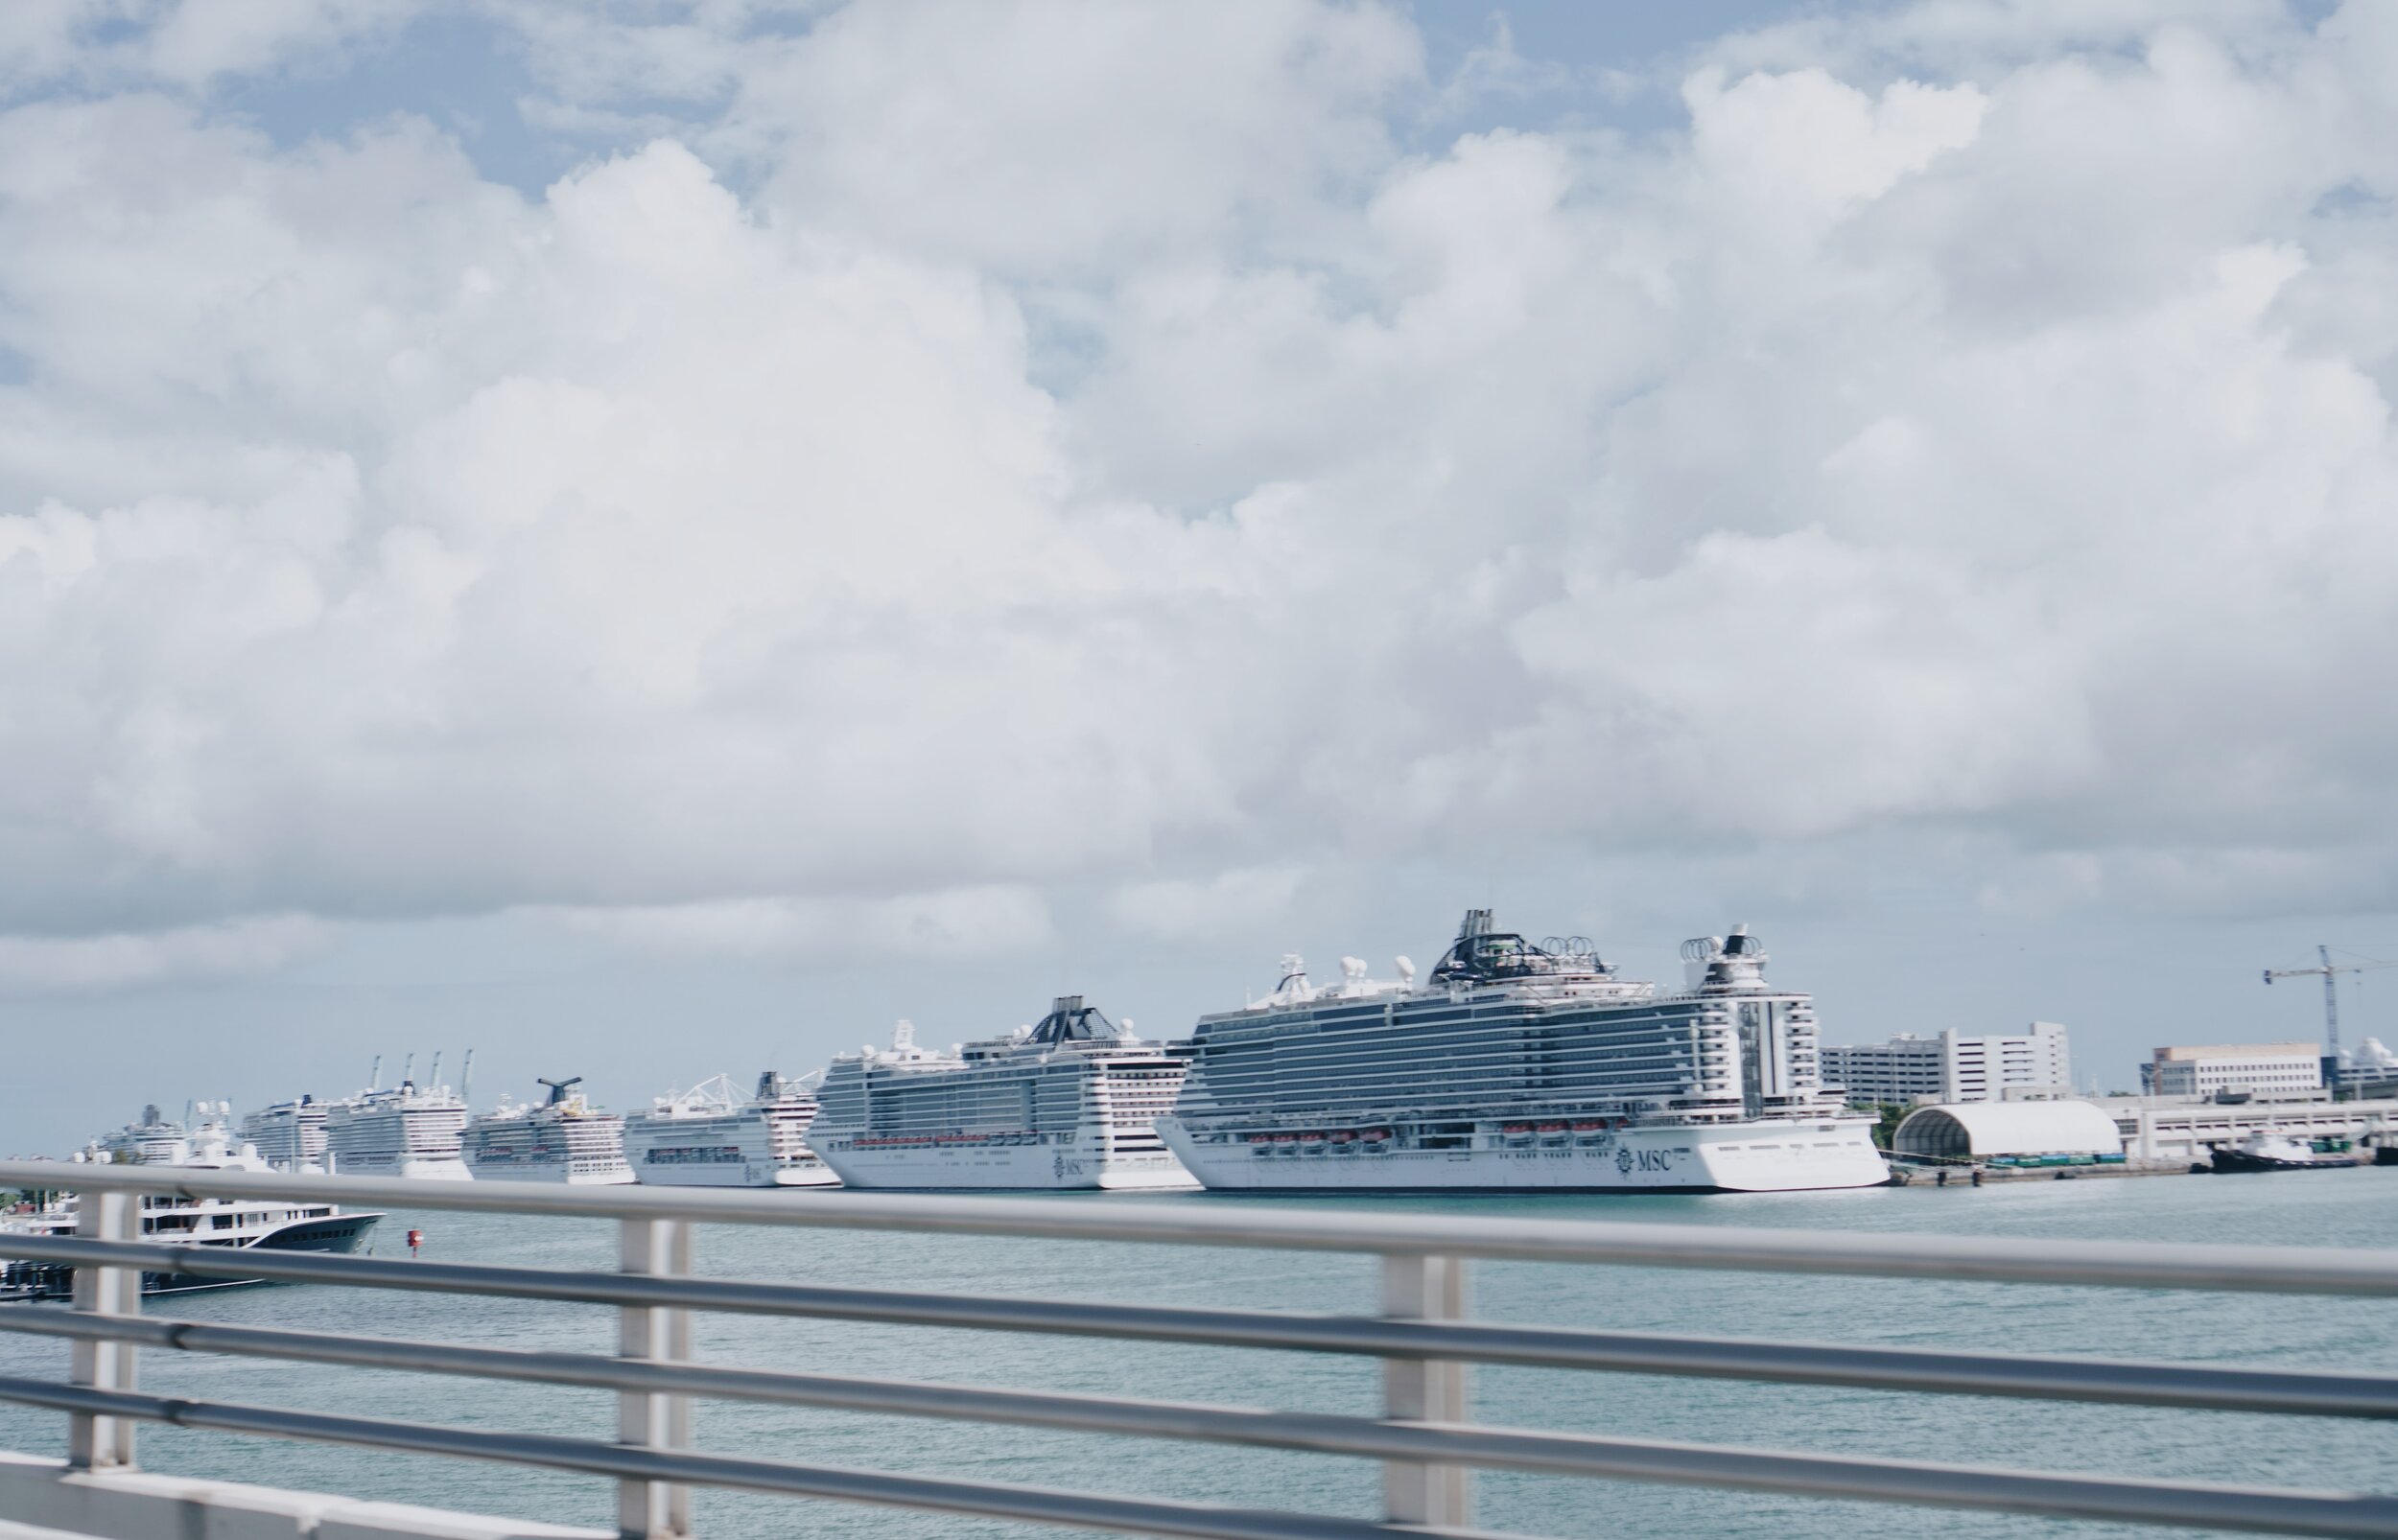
[1822,1022,2072,1106]
[2140,1042,2323,1100]
[1891,1100,2124,1163]
[2104,1097,2387,1164]
[1893,1096,2395,1167]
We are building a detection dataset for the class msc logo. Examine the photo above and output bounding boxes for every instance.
[1615,1148,1634,1175]
[1618,1147,1678,1176]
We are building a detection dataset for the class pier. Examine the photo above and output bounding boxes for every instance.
[4,1160,2398,1539]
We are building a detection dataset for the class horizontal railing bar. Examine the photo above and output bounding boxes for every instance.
[7,1298,2395,1422]
[11,1308,2398,1483]
[3,1374,2396,1538]
[0,1377,1481,1540]
[5,1159,2396,1293]
[7,1238,2396,1420]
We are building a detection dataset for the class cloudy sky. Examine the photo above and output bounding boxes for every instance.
[3,0,2393,1154]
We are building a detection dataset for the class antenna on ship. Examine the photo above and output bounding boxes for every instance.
[401,1053,415,1087]
[459,1048,474,1108]
[428,1051,442,1093]
[368,1055,382,1092]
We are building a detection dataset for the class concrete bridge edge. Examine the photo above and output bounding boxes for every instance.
[0,1451,610,1540]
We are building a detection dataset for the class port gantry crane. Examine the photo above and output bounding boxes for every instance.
[2263,945,2398,1057]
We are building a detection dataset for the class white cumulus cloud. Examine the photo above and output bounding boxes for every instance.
[0,914,328,992]
[1,0,2396,994]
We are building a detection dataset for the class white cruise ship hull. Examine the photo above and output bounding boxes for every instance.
[1158,1118,1888,1194]
[460,1160,635,1185]
[815,1139,1197,1192]
[328,1154,474,1181]
[623,1112,839,1188]
[631,1160,837,1188]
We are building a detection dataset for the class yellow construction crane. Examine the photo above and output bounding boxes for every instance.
[2264,945,2398,1057]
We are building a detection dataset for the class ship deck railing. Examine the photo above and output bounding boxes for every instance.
[2,1161,2398,1539]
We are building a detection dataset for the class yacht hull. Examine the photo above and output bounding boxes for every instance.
[1158,1118,1889,1194]
[148,1210,385,1294]
[2208,1150,2357,1174]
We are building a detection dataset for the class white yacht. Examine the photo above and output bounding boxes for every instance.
[324,1065,471,1180]
[811,1001,1196,1191]
[1156,911,1891,1194]
[623,1071,838,1188]
[459,1077,635,1185]
[0,1104,382,1298]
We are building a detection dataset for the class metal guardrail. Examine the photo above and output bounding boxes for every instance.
[2,1162,2397,1539]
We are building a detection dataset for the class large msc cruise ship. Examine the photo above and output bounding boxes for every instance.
[811,1001,1196,1190]
[623,1071,838,1188]
[460,1077,635,1185]
[1155,911,1890,1194]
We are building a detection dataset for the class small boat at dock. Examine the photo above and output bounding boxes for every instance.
[2207,1131,2358,1174]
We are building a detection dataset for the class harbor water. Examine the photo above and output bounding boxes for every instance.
[4,1169,2396,1539]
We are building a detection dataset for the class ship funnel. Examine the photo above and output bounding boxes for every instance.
[536,1075,584,1107]
[1682,927,1769,992]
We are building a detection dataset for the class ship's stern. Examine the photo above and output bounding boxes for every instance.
[1686,1118,1890,1191]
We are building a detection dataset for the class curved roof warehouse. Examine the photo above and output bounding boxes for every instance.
[1892,1101,2125,1162]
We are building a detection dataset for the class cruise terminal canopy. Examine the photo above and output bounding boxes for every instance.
[1892,1101,2125,1161]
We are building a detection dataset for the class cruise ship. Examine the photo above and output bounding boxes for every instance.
[99,1104,187,1165]
[811,1001,1196,1190]
[240,1094,339,1172]
[623,1071,838,1188]
[324,1064,471,1180]
[1155,911,1890,1194]
[1,1106,382,1298]
[459,1077,634,1185]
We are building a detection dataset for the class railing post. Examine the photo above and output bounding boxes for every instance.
[69,1187,140,1470]
[1380,1250,1469,1527]
[618,1217,694,1538]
